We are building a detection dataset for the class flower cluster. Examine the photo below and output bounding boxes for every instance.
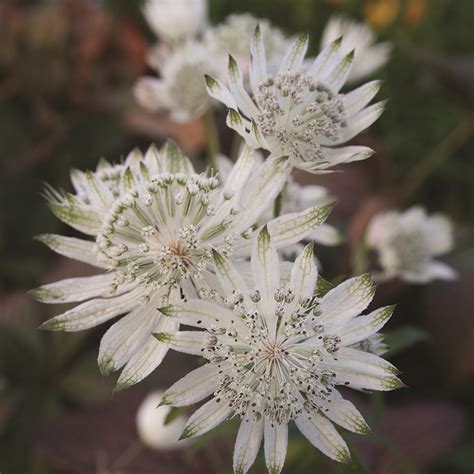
[32,3,459,473]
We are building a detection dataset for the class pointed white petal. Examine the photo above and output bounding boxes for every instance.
[31,273,118,304]
[334,100,386,144]
[338,305,395,346]
[249,24,267,93]
[266,203,334,249]
[85,169,115,210]
[326,347,402,391]
[307,37,343,79]
[153,330,207,356]
[319,274,375,326]
[223,145,256,199]
[278,33,309,74]
[159,299,246,332]
[181,398,232,439]
[295,410,350,463]
[212,249,250,297]
[48,200,103,236]
[225,109,263,149]
[237,155,292,231]
[40,286,143,332]
[343,80,382,117]
[323,50,354,92]
[228,55,260,118]
[116,317,177,391]
[319,390,370,434]
[289,243,318,303]
[264,420,288,474]
[205,74,237,109]
[252,227,279,332]
[161,364,223,407]
[233,416,264,474]
[162,140,195,174]
[98,305,159,375]
[35,234,105,268]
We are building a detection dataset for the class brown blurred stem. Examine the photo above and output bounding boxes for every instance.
[397,117,473,204]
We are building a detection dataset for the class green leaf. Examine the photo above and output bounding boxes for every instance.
[384,326,429,357]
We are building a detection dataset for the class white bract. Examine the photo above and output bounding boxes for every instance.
[157,228,401,473]
[366,206,456,284]
[136,391,191,450]
[321,15,392,84]
[33,143,334,390]
[142,0,208,43]
[206,28,384,174]
[134,40,222,123]
[216,153,341,249]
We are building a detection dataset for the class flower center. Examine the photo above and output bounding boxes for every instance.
[255,73,346,163]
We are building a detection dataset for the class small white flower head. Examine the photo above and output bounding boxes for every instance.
[158,228,402,473]
[206,27,385,174]
[34,142,333,390]
[321,15,392,84]
[134,40,222,123]
[136,391,191,450]
[33,144,197,390]
[142,0,208,43]
[366,206,456,284]
[205,14,291,77]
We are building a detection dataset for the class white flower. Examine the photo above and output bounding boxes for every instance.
[134,40,222,123]
[33,143,332,390]
[321,15,392,84]
[366,206,456,283]
[142,0,208,43]
[206,28,385,174]
[205,14,291,77]
[157,227,402,473]
[136,391,191,450]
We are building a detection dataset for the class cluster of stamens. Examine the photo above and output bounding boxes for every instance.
[201,285,344,425]
[254,72,346,164]
[95,172,236,295]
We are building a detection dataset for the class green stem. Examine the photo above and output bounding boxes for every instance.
[397,118,473,204]
[230,133,243,162]
[203,109,220,170]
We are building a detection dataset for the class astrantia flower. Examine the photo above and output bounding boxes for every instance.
[366,206,456,283]
[205,14,291,77]
[134,40,222,123]
[321,15,392,84]
[206,27,385,174]
[142,0,208,43]
[33,143,333,389]
[157,227,402,473]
